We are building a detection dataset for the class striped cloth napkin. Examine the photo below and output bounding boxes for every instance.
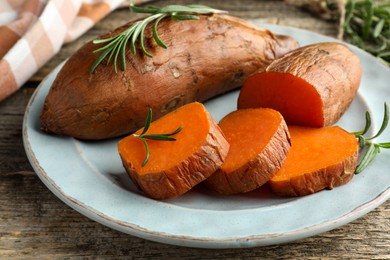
[0,0,152,102]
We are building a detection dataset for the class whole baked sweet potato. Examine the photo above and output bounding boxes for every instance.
[40,14,298,140]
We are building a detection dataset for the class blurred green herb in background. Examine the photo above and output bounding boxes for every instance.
[342,0,390,66]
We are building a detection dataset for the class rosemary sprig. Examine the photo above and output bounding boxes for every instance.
[343,0,390,66]
[353,102,390,174]
[90,4,227,74]
[133,108,183,167]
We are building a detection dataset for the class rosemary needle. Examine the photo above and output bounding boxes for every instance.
[133,108,183,167]
[90,4,226,74]
[343,0,390,66]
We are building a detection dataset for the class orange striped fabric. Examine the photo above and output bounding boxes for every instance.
[0,0,153,101]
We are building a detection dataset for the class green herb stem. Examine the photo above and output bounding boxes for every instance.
[353,102,390,174]
[344,0,390,66]
[133,108,183,167]
[90,4,226,74]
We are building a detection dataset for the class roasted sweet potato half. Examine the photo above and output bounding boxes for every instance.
[204,108,291,195]
[118,102,229,200]
[238,42,362,127]
[269,125,359,197]
[40,14,298,140]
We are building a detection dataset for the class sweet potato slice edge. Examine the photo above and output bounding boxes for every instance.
[204,108,291,195]
[269,125,359,197]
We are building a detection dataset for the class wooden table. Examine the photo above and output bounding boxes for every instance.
[1,0,389,258]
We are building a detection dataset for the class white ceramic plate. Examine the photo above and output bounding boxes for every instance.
[23,23,390,248]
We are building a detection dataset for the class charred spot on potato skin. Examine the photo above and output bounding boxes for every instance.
[191,69,199,84]
[94,109,111,124]
[146,36,155,49]
[233,70,245,82]
[161,97,182,113]
[317,48,330,56]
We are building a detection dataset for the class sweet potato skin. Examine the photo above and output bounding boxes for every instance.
[204,111,291,195]
[269,151,358,197]
[40,14,298,140]
[261,42,361,126]
[119,110,229,200]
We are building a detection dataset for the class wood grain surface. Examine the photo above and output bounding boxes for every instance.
[1,0,389,258]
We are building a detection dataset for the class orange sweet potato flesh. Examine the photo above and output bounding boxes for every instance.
[40,14,299,140]
[204,108,291,195]
[118,102,229,200]
[269,125,359,197]
[238,42,362,127]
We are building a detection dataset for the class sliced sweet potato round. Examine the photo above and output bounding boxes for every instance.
[269,125,359,197]
[204,108,291,195]
[118,102,229,200]
[237,42,362,127]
